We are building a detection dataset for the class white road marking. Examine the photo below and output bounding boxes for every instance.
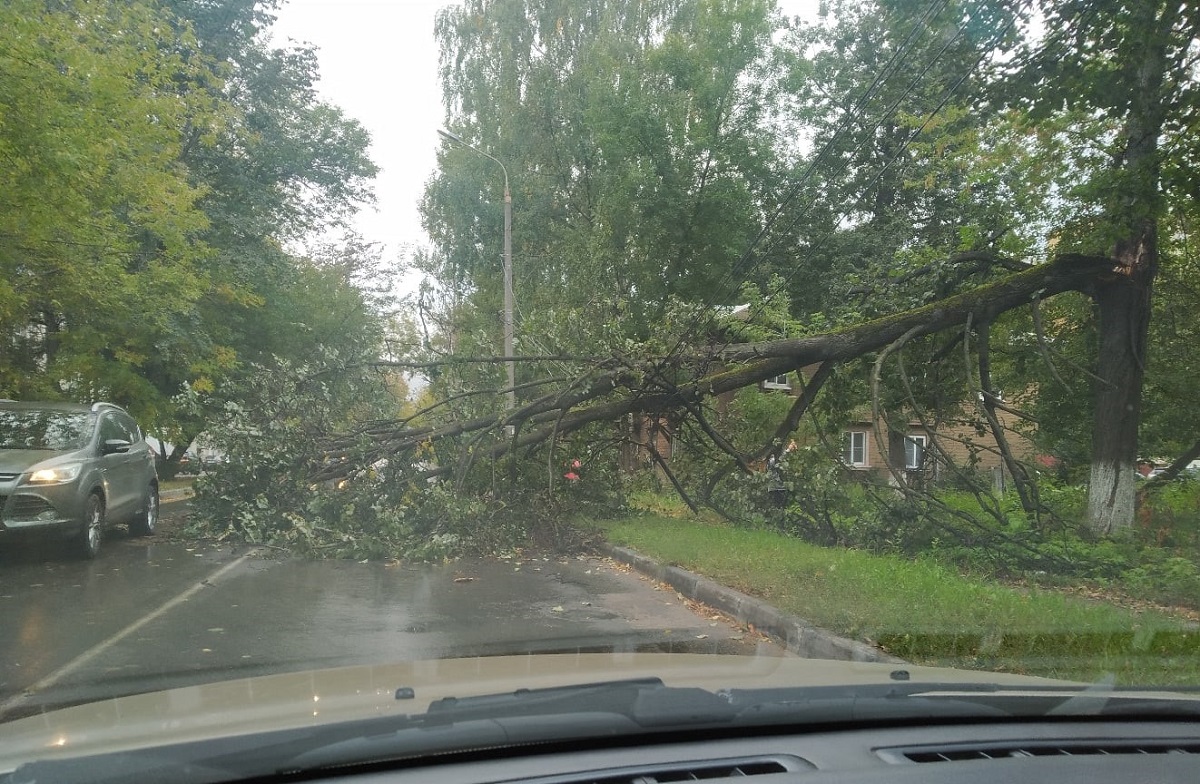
[0,552,254,715]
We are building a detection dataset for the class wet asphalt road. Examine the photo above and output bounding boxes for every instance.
[0,500,781,719]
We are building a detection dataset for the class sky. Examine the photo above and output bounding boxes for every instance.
[270,0,818,276]
[269,0,446,271]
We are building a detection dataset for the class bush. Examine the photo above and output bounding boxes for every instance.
[1121,555,1200,608]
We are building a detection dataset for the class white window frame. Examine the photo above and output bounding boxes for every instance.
[762,373,791,391]
[905,435,927,470]
[844,430,868,467]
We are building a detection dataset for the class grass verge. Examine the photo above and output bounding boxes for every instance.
[160,477,194,493]
[591,510,1199,686]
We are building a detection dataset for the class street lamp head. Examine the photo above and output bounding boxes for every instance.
[438,128,465,144]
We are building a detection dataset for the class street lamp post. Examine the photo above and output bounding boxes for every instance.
[437,129,515,415]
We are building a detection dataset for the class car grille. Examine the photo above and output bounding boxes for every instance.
[5,495,55,521]
[0,472,19,482]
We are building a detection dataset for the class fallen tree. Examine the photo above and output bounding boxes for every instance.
[315,252,1115,487]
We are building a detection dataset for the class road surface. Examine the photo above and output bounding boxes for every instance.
[0,500,782,720]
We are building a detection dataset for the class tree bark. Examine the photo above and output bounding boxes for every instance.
[1085,0,1175,534]
[1087,260,1153,535]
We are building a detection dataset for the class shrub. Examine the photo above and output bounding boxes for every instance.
[1122,555,1200,608]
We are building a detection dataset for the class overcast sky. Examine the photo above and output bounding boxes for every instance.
[270,0,817,274]
[270,0,445,269]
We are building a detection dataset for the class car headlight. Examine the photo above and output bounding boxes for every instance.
[25,464,83,484]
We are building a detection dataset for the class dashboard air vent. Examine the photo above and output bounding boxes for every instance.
[882,740,1200,763]
[524,756,808,784]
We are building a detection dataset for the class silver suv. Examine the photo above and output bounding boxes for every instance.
[0,401,159,558]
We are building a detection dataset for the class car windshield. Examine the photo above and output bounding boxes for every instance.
[0,411,91,451]
[1,0,1199,777]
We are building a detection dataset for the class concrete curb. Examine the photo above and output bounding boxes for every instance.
[596,542,904,664]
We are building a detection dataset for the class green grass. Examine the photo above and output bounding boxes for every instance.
[160,477,194,492]
[592,512,1200,686]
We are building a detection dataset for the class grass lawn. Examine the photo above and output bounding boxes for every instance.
[590,508,1199,686]
[160,477,195,492]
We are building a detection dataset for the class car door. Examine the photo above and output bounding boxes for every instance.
[98,413,139,520]
[117,410,154,495]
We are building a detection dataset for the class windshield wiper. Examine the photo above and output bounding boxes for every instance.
[280,677,737,773]
[280,679,1022,773]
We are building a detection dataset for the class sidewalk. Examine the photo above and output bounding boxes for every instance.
[596,541,903,664]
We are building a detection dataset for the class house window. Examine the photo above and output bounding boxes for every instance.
[844,431,868,467]
[762,373,791,391]
[905,435,927,470]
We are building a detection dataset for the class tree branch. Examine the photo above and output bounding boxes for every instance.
[1136,437,1200,503]
[977,320,1039,518]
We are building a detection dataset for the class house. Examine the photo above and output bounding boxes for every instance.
[768,366,1035,491]
[619,303,1037,489]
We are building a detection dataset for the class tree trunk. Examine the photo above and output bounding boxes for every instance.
[1085,0,1174,534]
[1086,249,1154,534]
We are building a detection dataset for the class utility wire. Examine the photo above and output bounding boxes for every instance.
[657,0,959,364]
[663,0,1028,370]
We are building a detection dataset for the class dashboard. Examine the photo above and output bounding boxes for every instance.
[325,720,1200,784]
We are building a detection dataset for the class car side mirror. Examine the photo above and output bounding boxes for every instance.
[102,439,132,455]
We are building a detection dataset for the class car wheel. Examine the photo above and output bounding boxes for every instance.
[130,483,158,537]
[77,493,104,559]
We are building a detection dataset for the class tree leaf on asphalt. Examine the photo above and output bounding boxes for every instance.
[551,605,564,612]
[453,576,475,583]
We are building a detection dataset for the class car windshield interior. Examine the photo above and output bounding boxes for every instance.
[1,0,1198,783]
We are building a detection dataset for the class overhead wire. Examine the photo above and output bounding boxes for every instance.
[656,0,959,365]
[659,0,1030,371]
[759,0,1030,311]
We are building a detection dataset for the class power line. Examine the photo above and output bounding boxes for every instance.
[764,0,1029,305]
[658,0,964,364]
[664,0,1029,370]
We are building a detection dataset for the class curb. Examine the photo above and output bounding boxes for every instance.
[597,542,904,664]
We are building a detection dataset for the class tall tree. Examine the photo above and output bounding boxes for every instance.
[1010,0,1198,532]
[424,0,782,377]
[0,0,213,403]
[147,0,380,452]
